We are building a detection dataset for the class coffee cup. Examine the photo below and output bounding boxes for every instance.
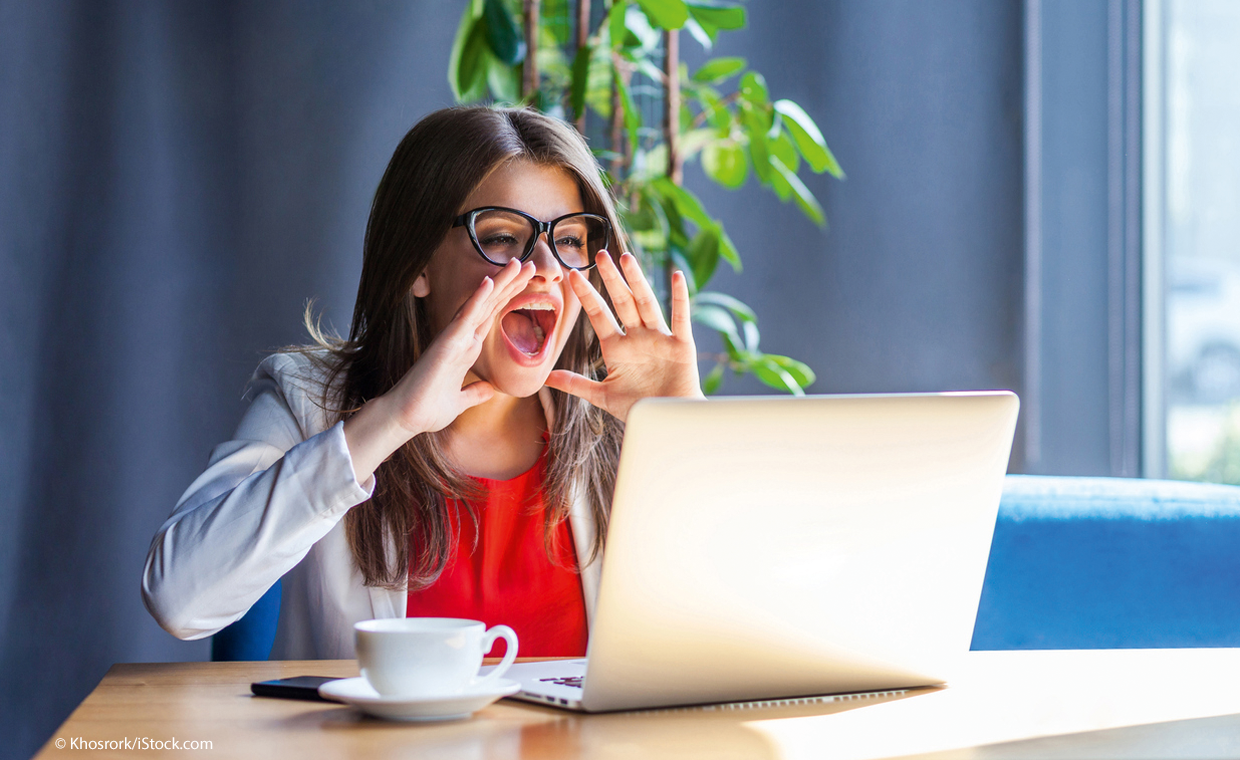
[354,618,519,698]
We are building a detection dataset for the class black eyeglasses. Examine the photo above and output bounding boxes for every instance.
[452,206,611,270]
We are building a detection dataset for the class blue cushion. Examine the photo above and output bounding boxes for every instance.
[207,476,1240,658]
[972,475,1240,649]
[210,579,281,661]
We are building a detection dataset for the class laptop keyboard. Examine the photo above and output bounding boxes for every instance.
[539,676,584,689]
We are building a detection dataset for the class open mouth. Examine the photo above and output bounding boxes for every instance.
[500,302,558,357]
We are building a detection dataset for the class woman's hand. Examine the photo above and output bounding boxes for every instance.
[344,259,535,483]
[545,251,703,422]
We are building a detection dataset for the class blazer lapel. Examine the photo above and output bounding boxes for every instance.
[569,493,603,630]
[540,387,604,630]
[367,584,406,620]
[366,527,407,620]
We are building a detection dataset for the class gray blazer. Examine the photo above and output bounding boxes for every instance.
[141,351,602,659]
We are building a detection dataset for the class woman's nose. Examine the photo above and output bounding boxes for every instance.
[527,233,564,281]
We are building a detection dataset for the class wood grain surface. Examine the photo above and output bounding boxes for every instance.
[34,650,1240,759]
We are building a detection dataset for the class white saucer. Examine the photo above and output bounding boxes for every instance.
[318,677,521,721]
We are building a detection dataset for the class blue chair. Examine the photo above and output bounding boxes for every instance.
[210,476,1240,659]
[973,475,1240,649]
[210,580,282,661]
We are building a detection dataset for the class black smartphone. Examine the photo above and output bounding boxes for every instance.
[251,675,342,701]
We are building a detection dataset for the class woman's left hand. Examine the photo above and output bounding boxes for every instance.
[545,250,704,422]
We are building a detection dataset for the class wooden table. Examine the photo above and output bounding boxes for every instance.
[36,649,1240,759]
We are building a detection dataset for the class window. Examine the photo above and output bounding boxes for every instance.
[1146,0,1240,482]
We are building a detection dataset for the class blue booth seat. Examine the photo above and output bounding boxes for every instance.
[210,579,281,661]
[211,476,1240,660]
[972,475,1240,650]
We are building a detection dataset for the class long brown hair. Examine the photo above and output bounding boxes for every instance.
[300,105,626,590]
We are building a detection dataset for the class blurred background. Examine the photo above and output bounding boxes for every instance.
[2,0,1236,756]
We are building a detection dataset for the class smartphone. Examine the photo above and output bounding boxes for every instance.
[251,675,342,701]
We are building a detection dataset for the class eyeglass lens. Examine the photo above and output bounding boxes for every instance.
[471,210,607,268]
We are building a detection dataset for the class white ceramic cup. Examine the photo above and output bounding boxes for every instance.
[354,618,519,698]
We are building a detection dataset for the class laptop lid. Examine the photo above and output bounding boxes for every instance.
[580,391,1019,712]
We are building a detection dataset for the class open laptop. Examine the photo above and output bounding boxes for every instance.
[500,391,1019,712]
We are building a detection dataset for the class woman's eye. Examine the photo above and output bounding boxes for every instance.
[556,235,585,250]
[481,233,520,247]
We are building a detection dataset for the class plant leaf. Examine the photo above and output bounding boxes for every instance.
[701,139,747,188]
[742,320,759,351]
[741,106,773,184]
[695,291,755,323]
[765,354,816,388]
[770,130,799,174]
[652,177,711,228]
[483,0,526,65]
[692,56,746,84]
[584,31,614,117]
[458,19,492,102]
[684,17,714,48]
[766,159,792,200]
[695,86,730,130]
[669,249,698,294]
[609,0,629,50]
[679,127,716,158]
[686,1,746,30]
[717,225,741,270]
[652,185,690,249]
[702,363,725,394]
[720,331,744,361]
[692,303,740,345]
[774,99,844,178]
[487,57,521,103]
[570,42,593,120]
[623,4,662,51]
[448,0,485,100]
[769,155,826,226]
[540,0,573,46]
[686,225,721,288]
[636,0,690,30]
[738,71,769,106]
[613,68,641,159]
[749,355,805,395]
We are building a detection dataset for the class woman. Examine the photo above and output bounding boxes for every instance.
[141,105,703,659]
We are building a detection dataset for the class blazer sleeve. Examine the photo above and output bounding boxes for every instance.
[141,353,374,640]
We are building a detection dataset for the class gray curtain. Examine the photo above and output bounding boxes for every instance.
[0,1,1023,757]
[0,2,461,754]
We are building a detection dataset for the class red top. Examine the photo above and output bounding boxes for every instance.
[406,448,589,658]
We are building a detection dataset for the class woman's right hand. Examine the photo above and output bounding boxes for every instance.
[343,259,535,484]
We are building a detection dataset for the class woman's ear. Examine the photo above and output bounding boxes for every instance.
[411,272,430,298]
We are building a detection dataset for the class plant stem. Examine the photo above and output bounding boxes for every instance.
[663,30,682,186]
[610,52,629,176]
[575,0,590,133]
[663,29,681,311]
[523,0,540,100]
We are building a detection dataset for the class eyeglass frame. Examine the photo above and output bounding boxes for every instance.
[451,206,611,270]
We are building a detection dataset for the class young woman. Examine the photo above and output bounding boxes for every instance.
[141,105,703,659]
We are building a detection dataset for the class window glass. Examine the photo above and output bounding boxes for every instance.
[1161,0,1240,482]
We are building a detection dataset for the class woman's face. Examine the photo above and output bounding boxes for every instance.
[416,160,587,399]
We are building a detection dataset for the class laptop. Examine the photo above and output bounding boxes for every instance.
[500,391,1019,712]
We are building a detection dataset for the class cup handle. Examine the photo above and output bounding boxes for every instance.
[474,625,519,689]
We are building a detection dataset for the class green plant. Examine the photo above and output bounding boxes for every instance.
[449,0,843,394]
